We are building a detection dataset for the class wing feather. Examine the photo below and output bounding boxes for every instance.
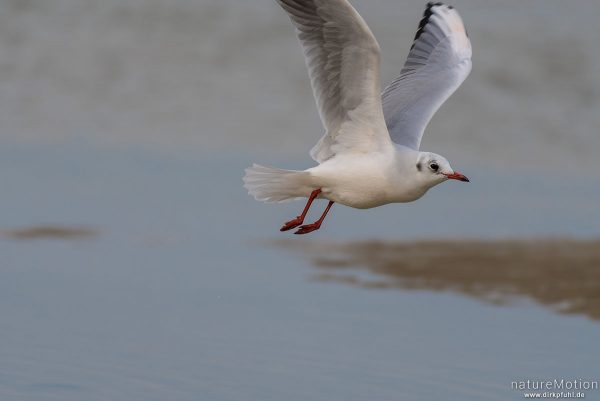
[382,2,472,150]
[276,0,391,163]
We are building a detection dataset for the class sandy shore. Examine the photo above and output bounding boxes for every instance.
[0,225,99,240]
[279,239,600,321]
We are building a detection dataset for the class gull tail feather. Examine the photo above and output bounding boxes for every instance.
[243,164,313,203]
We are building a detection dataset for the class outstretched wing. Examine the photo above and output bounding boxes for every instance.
[276,0,391,163]
[382,2,472,150]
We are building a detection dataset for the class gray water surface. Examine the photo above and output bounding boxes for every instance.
[1,146,599,401]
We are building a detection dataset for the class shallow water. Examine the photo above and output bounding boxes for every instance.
[1,0,600,400]
[280,239,600,320]
[1,147,599,401]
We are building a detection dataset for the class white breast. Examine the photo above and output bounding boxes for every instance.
[306,149,426,209]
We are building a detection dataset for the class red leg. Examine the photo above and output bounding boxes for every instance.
[280,188,322,231]
[294,201,334,235]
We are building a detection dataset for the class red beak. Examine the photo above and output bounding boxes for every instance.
[444,171,470,182]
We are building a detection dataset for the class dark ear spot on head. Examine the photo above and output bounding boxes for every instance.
[416,162,422,172]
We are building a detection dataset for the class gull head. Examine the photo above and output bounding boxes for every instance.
[416,152,469,188]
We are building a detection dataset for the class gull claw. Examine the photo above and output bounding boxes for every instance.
[280,217,303,231]
[294,223,321,235]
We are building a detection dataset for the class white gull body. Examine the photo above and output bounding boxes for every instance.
[244,0,472,231]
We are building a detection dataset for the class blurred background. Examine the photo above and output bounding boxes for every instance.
[1,0,599,400]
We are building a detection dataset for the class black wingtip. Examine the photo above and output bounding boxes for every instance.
[413,4,435,44]
[411,2,456,48]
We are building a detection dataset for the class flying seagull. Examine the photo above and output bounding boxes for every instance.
[244,1,472,234]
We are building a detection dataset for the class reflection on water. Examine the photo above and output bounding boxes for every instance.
[0,225,99,241]
[279,239,600,321]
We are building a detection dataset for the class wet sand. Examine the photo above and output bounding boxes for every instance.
[0,225,99,241]
[279,239,600,321]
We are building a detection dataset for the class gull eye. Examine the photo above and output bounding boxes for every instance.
[429,162,439,172]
